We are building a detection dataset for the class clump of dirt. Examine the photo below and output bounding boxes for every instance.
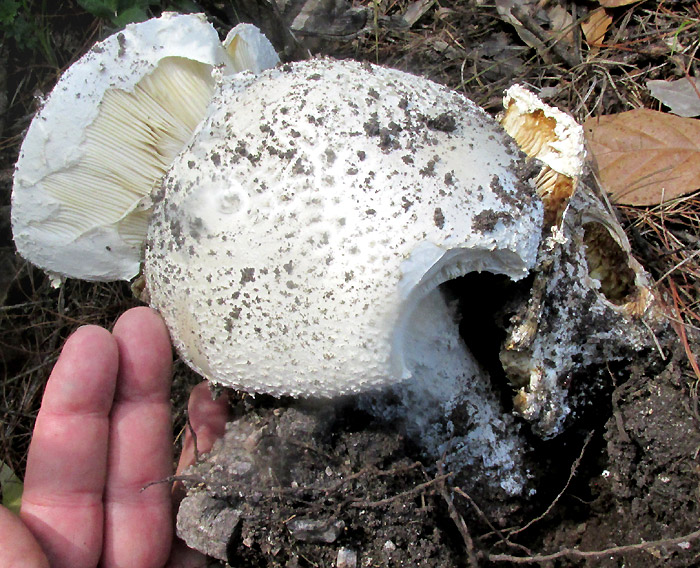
[537,342,700,567]
[176,333,700,567]
[177,400,463,567]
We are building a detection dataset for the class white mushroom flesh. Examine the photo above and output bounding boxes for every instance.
[389,287,528,494]
[47,58,216,250]
[223,23,281,74]
[500,85,586,226]
[145,58,542,397]
[500,85,585,180]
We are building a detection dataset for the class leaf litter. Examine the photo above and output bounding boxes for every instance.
[647,76,700,117]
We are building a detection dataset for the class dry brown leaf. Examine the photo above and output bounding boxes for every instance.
[597,0,641,7]
[548,5,575,46]
[584,109,700,205]
[582,7,612,51]
[495,0,545,50]
[647,77,700,117]
[403,0,437,27]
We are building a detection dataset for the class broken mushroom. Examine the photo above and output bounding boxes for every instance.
[11,13,279,282]
[10,14,668,525]
[499,86,661,436]
[11,10,663,450]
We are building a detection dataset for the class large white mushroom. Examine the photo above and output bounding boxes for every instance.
[11,13,278,282]
[11,10,661,444]
[10,13,667,524]
[145,57,543,397]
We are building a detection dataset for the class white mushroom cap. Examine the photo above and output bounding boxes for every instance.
[11,13,278,282]
[145,58,543,397]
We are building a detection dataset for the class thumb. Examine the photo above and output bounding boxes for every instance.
[176,382,229,476]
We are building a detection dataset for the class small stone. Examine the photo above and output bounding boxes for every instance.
[286,517,345,543]
[176,492,242,562]
[383,540,397,552]
[336,547,358,568]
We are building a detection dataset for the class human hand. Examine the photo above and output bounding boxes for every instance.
[0,307,229,568]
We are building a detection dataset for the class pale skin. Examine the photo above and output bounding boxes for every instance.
[0,307,230,568]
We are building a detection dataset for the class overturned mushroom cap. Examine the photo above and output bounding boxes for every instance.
[11,13,278,282]
[145,58,543,397]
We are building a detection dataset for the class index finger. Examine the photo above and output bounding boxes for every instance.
[20,325,119,568]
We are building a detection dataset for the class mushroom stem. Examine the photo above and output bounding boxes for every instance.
[367,284,528,496]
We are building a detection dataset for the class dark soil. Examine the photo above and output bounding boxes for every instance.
[2,1,700,567]
[177,402,464,567]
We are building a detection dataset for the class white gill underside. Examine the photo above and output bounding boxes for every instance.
[40,57,215,246]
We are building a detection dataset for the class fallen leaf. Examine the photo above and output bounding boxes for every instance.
[647,77,700,117]
[597,0,642,7]
[494,0,545,50]
[584,109,700,205]
[548,5,575,46]
[582,7,612,52]
[0,460,23,514]
[402,0,436,27]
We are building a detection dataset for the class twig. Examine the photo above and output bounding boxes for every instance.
[349,472,451,509]
[141,474,203,492]
[511,5,580,68]
[656,249,700,285]
[669,279,700,383]
[506,431,593,537]
[642,319,667,361]
[325,461,422,497]
[485,527,700,563]
[436,469,479,568]
[454,487,533,556]
[187,414,200,463]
